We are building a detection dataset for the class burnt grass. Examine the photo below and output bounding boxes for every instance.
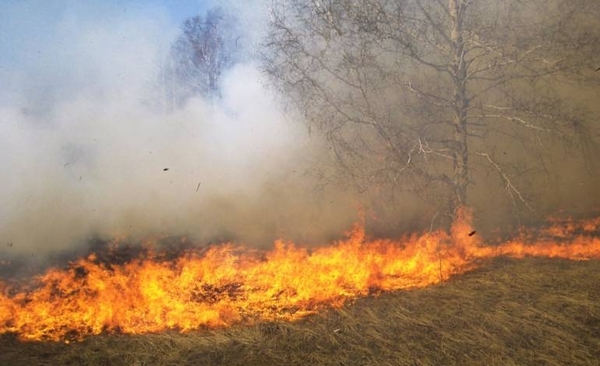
[2,257,600,366]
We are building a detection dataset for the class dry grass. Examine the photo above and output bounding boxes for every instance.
[2,257,600,366]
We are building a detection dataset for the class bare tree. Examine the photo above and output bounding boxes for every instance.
[170,7,241,105]
[263,0,600,226]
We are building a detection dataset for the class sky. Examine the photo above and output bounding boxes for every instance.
[0,1,198,61]
[0,0,356,257]
[0,0,247,98]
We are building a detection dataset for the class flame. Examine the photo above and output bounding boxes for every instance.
[1,208,600,342]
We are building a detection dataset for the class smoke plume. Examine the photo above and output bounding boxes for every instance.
[0,1,356,257]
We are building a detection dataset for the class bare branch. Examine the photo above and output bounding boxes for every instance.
[476,152,534,212]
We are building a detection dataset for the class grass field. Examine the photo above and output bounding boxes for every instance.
[1,256,599,365]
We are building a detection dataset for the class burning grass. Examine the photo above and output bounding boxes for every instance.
[2,210,600,364]
[3,210,600,342]
[1,257,599,365]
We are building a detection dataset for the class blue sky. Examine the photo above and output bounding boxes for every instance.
[0,0,271,108]
[0,0,212,66]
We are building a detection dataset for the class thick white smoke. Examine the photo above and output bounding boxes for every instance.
[0,1,357,256]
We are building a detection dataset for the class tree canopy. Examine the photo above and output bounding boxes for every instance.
[161,7,241,109]
[263,0,600,226]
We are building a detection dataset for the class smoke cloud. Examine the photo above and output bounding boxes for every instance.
[0,1,357,257]
[2,1,598,260]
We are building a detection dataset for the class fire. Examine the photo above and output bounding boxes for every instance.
[1,209,600,342]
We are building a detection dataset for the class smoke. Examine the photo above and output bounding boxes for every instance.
[4,1,598,261]
[0,1,357,257]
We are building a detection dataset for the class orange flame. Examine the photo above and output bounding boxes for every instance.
[1,208,600,342]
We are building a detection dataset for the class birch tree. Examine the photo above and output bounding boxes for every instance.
[263,0,600,224]
[170,7,241,105]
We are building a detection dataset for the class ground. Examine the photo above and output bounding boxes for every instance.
[1,257,599,366]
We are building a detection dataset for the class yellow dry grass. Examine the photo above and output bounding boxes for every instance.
[1,257,599,365]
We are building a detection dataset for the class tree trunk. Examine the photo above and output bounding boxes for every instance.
[449,0,469,211]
